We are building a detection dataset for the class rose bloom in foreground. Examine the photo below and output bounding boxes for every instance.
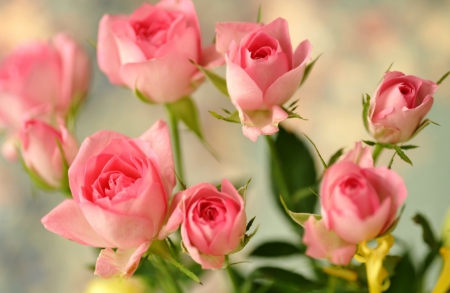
[303,142,407,265]
[215,18,312,141]
[42,120,175,279]
[97,0,221,103]
[368,71,438,144]
[0,33,90,159]
[159,180,247,269]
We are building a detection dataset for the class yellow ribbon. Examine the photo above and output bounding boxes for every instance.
[431,247,450,293]
[355,234,394,293]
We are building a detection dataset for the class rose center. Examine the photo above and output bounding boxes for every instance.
[133,22,169,46]
[247,32,278,61]
[340,177,363,194]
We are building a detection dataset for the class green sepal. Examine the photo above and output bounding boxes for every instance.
[147,239,202,284]
[256,4,262,23]
[362,140,376,146]
[237,178,252,203]
[387,152,396,169]
[377,62,394,84]
[282,106,308,120]
[327,148,344,167]
[166,97,218,159]
[55,140,72,196]
[66,91,86,132]
[18,151,55,192]
[300,54,322,87]
[246,216,256,232]
[362,93,371,133]
[393,146,412,165]
[303,133,327,169]
[437,70,450,85]
[190,60,229,98]
[134,86,155,104]
[407,118,440,142]
[230,220,259,254]
[86,39,97,49]
[173,168,187,190]
[280,195,321,227]
[209,110,240,123]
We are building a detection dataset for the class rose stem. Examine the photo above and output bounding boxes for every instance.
[151,255,184,293]
[165,105,185,185]
[372,144,384,165]
[265,135,293,207]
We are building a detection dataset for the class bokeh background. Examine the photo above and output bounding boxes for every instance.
[0,0,449,292]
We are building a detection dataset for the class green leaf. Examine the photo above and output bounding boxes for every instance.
[362,140,376,146]
[209,110,240,123]
[327,148,344,167]
[148,239,202,284]
[437,70,450,85]
[256,4,262,23]
[269,126,317,220]
[190,60,229,98]
[167,97,219,159]
[303,133,327,169]
[300,54,322,87]
[394,146,412,165]
[280,196,321,227]
[385,253,416,293]
[362,94,371,133]
[413,213,439,250]
[249,241,303,258]
[387,151,396,169]
[408,118,440,141]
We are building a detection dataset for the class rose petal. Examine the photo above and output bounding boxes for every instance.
[215,22,263,54]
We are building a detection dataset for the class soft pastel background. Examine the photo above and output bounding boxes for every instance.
[0,0,449,292]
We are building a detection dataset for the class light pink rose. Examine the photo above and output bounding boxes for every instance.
[0,33,90,159]
[320,161,407,244]
[340,141,373,168]
[19,119,78,189]
[369,71,438,144]
[97,0,222,103]
[303,217,356,265]
[41,120,175,279]
[215,18,312,141]
[160,180,246,269]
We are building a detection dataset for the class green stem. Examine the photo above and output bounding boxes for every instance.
[226,265,239,293]
[328,276,336,293]
[165,105,185,184]
[372,144,384,165]
[151,255,184,293]
[265,135,293,207]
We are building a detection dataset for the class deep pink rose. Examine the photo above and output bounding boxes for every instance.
[41,120,175,279]
[215,18,312,141]
[19,119,78,189]
[320,161,407,244]
[369,71,437,144]
[0,33,90,159]
[160,180,246,269]
[97,0,221,103]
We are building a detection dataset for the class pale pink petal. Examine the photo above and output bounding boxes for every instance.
[79,201,155,249]
[41,199,111,247]
[95,241,151,279]
[215,22,263,54]
[258,18,293,66]
[157,0,201,39]
[97,14,128,85]
[264,40,312,106]
[200,44,225,68]
[120,53,197,103]
[139,120,175,194]
[293,39,313,68]
[303,217,356,265]
[340,141,373,168]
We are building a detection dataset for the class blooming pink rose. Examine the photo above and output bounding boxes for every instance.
[320,161,407,244]
[160,180,246,269]
[97,0,221,103]
[215,18,312,141]
[303,217,356,265]
[0,33,90,159]
[340,141,373,168]
[41,120,175,279]
[19,119,78,189]
[369,71,438,144]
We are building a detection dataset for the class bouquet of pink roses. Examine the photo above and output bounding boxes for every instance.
[1,1,449,293]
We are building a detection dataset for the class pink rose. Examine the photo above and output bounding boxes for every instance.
[97,0,221,103]
[215,18,312,141]
[340,141,373,168]
[368,71,438,144]
[0,33,90,159]
[160,180,246,269]
[19,119,78,189]
[41,120,175,279]
[320,161,407,244]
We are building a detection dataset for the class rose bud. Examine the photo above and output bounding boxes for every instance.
[41,120,175,279]
[339,141,373,168]
[97,0,221,104]
[215,18,312,141]
[19,119,78,190]
[320,160,407,244]
[0,33,90,159]
[160,180,247,269]
[368,71,438,144]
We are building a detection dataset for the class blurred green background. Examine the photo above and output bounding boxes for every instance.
[0,0,449,292]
